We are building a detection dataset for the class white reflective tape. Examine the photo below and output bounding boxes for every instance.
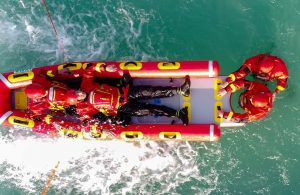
[89,91,94,104]
[48,87,54,101]
[0,73,32,88]
[0,74,12,87]
[0,111,13,125]
[220,122,245,128]
[208,60,214,77]
[209,125,215,141]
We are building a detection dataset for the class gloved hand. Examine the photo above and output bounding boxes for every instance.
[217,110,224,118]
[217,88,227,97]
[219,81,229,89]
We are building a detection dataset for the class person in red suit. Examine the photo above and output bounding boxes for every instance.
[24,66,98,130]
[25,64,190,126]
[220,54,288,98]
[217,80,273,123]
[25,83,96,116]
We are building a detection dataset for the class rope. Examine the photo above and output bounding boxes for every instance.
[41,0,67,62]
[41,161,60,195]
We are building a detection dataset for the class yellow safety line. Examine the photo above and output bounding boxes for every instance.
[42,161,60,195]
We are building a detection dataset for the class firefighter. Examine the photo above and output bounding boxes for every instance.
[220,54,288,98]
[217,80,273,123]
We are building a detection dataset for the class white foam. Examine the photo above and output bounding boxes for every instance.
[19,0,25,9]
[0,128,220,194]
[0,1,220,192]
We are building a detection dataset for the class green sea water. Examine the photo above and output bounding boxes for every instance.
[0,0,300,194]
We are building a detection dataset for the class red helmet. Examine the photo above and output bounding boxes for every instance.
[250,93,272,108]
[65,90,78,105]
[258,56,275,73]
[25,83,47,99]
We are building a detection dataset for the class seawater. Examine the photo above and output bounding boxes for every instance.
[0,0,299,194]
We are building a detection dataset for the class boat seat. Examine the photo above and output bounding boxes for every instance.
[11,88,28,110]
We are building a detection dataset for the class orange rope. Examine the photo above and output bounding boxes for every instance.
[41,0,67,62]
[42,161,60,195]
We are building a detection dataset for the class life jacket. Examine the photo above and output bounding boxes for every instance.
[47,86,70,110]
[88,84,127,115]
[226,54,288,89]
[238,84,273,122]
[27,98,50,116]
[75,101,99,119]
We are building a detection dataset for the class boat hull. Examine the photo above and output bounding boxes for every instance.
[0,60,224,141]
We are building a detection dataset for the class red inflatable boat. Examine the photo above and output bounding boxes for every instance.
[0,60,241,141]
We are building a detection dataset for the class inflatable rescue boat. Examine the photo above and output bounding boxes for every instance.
[0,61,243,141]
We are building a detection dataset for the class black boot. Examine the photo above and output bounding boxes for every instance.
[178,77,191,97]
[177,107,189,125]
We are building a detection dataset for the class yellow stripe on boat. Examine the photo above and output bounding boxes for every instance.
[214,78,222,101]
[120,131,143,140]
[58,62,82,71]
[8,116,34,128]
[159,132,181,140]
[158,62,180,70]
[214,102,222,123]
[120,62,142,70]
[8,72,34,83]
